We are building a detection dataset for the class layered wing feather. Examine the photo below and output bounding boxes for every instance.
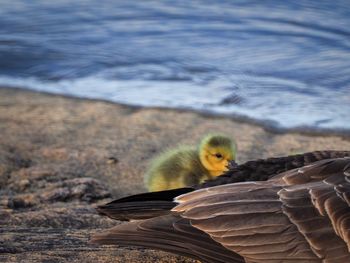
[91,214,245,263]
[174,158,350,263]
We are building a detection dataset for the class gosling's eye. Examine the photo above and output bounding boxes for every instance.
[215,153,223,159]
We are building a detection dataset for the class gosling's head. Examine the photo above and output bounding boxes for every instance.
[198,134,236,177]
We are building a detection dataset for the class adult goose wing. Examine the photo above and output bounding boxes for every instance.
[97,151,350,221]
[174,157,350,263]
[91,214,245,263]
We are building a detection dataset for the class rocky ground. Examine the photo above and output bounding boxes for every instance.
[1,87,349,262]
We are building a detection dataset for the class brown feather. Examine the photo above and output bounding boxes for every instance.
[91,215,244,263]
[174,157,350,262]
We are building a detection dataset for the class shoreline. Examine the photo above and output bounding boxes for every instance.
[2,85,349,139]
[1,86,350,262]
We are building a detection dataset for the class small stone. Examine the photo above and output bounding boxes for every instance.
[41,147,69,160]
[42,187,71,202]
[7,195,35,209]
[18,179,30,190]
[41,177,111,203]
[107,157,119,164]
[14,167,55,181]
[0,164,7,176]
[30,168,54,179]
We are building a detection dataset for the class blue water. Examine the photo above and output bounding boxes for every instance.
[1,0,350,132]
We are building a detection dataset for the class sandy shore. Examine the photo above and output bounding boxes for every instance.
[1,87,350,262]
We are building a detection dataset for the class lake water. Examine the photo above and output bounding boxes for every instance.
[1,0,350,132]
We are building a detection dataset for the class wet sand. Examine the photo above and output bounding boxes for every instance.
[1,87,349,262]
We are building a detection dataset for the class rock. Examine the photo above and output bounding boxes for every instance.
[10,167,56,183]
[106,157,119,165]
[41,147,69,160]
[17,179,30,190]
[6,194,37,209]
[41,178,111,203]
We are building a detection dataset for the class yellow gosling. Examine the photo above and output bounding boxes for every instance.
[145,134,236,192]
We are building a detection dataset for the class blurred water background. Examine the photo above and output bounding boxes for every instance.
[0,0,350,132]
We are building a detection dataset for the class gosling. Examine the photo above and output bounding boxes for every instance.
[145,134,236,192]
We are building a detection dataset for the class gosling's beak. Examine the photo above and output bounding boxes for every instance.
[223,159,230,170]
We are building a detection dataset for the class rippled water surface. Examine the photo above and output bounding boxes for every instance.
[1,0,350,131]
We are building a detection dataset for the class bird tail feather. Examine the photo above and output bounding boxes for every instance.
[96,188,193,221]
